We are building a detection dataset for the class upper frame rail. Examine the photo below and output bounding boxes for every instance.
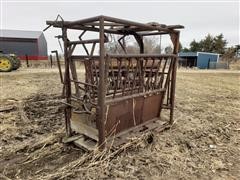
[46,15,184,35]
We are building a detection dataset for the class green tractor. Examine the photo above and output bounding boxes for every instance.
[0,52,21,72]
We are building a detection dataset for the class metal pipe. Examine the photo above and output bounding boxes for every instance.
[71,54,177,60]
[102,15,176,33]
[51,50,63,83]
[84,22,124,26]
[67,15,101,26]
[105,88,166,105]
[107,54,177,58]
[169,32,180,124]
[97,16,106,149]
[62,28,72,137]
[139,32,169,36]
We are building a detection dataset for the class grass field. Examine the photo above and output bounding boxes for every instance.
[0,68,239,179]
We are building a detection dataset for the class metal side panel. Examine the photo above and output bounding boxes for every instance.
[105,96,143,135]
[71,112,98,141]
[105,92,164,136]
[142,93,163,122]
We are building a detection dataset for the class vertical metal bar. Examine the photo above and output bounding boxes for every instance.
[67,43,80,97]
[153,58,162,89]
[52,50,64,84]
[169,32,180,124]
[142,58,148,91]
[166,74,170,105]
[88,59,97,94]
[145,59,150,90]
[62,27,72,137]
[113,59,122,97]
[105,55,110,95]
[97,17,106,149]
[146,58,155,90]
[159,35,162,54]
[89,43,98,87]
[119,59,123,92]
[84,60,89,89]
[89,43,97,89]
[50,54,53,68]
[89,60,94,87]
[69,59,80,97]
[90,42,96,56]
[92,59,98,86]
[138,58,143,92]
[158,59,167,88]
[129,58,134,92]
[25,54,29,67]
[127,58,132,94]
[122,58,130,95]
[110,58,115,92]
[158,57,174,117]
[131,58,138,94]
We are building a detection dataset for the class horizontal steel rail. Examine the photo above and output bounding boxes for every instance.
[105,88,166,105]
[71,54,177,60]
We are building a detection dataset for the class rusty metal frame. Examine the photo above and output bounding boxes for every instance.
[46,15,183,149]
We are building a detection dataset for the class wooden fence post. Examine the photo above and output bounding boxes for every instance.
[50,54,53,68]
[25,54,29,67]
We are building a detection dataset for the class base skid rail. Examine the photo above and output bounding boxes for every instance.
[64,118,169,151]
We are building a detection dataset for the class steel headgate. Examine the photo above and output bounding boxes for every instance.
[46,15,184,150]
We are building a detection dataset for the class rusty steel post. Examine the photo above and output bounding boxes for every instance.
[62,27,72,137]
[97,16,106,149]
[52,50,65,97]
[52,50,64,84]
[169,32,180,124]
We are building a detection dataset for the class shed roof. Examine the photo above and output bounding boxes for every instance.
[178,52,197,57]
[0,29,42,39]
[179,52,219,57]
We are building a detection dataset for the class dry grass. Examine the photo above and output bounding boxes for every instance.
[230,60,240,70]
[0,68,239,179]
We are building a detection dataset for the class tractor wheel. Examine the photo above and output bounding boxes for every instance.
[0,55,13,72]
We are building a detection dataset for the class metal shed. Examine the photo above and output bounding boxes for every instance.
[0,29,48,60]
[178,52,219,69]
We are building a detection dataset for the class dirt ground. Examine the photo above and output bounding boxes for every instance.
[0,68,239,180]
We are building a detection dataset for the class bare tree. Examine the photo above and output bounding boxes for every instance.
[164,45,173,54]
[105,36,161,54]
